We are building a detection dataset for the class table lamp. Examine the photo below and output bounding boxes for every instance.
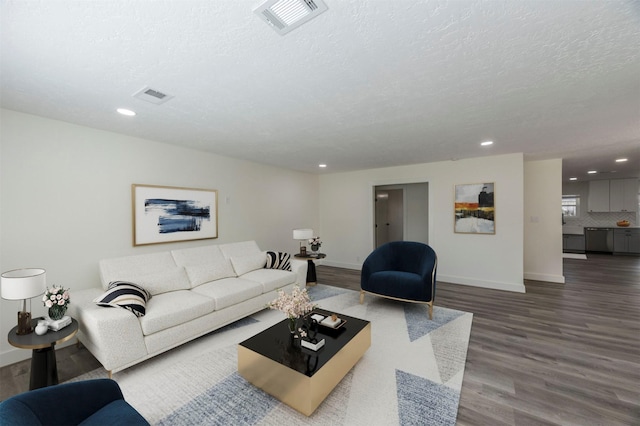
[293,228,313,255]
[1,268,47,335]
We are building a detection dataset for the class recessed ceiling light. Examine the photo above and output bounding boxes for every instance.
[318,164,327,168]
[615,158,628,163]
[480,141,493,146]
[117,108,136,116]
[587,170,597,174]
[569,177,577,181]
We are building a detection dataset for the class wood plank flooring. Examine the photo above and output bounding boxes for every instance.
[1,253,639,425]
[317,254,640,425]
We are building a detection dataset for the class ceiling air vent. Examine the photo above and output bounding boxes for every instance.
[132,86,174,105]
[254,0,328,36]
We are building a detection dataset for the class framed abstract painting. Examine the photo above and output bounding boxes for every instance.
[454,183,495,234]
[132,184,218,246]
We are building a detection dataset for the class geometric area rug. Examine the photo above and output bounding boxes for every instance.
[69,284,473,425]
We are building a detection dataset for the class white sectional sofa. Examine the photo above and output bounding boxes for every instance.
[68,241,306,376]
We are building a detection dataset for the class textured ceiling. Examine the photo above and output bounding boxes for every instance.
[2,0,639,180]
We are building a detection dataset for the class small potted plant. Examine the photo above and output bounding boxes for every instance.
[309,236,322,252]
[43,285,70,320]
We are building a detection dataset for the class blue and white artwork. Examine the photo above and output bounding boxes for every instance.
[145,199,210,233]
[133,185,218,246]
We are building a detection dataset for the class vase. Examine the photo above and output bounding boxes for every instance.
[48,305,67,321]
[35,323,48,335]
[288,317,297,334]
[311,244,320,253]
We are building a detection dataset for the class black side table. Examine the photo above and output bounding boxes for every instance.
[7,318,78,390]
[294,253,326,286]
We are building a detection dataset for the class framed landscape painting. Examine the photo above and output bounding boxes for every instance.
[133,184,218,246]
[454,183,495,234]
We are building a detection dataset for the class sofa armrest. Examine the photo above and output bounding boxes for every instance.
[69,289,148,373]
[290,258,308,287]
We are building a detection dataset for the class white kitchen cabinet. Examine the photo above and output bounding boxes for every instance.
[609,178,638,212]
[588,180,610,212]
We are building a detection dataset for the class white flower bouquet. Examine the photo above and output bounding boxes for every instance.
[43,285,70,309]
[268,286,315,319]
[308,237,322,247]
[43,285,70,320]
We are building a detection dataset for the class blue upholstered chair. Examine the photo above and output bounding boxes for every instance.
[0,379,149,426]
[360,241,438,319]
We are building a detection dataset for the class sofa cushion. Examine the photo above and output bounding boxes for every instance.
[134,267,191,296]
[265,251,291,271]
[191,277,263,310]
[99,252,177,290]
[230,252,267,276]
[140,290,215,335]
[240,268,297,293]
[184,261,236,287]
[93,281,151,317]
[219,240,261,259]
[171,245,226,267]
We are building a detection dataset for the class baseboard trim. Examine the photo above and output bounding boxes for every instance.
[524,272,565,284]
[321,260,361,270]
[437,274,526,293]
[322,262,527,292]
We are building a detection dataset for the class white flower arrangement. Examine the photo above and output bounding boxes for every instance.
[268,286,315,319]
[42,285,70,309]
[308,236,322,247]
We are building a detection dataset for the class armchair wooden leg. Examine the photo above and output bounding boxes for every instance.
[428,303,433,320]
[359,290,365,304]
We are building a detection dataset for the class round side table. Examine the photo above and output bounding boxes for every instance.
[7,318,78,390]
[294,253,326,286]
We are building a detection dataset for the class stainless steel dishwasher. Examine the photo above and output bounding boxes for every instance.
[585,228,613,252]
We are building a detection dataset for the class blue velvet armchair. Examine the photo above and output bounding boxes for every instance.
[360,241,438,319]
[0,379,149,426]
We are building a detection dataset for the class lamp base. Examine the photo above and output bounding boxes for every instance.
[300,246,307,256]
[16,311,33,335]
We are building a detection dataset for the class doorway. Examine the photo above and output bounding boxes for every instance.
[375,189,404,247]
[374,182,429,248]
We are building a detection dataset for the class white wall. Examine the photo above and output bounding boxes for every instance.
[524,159,564,283]
[318,153,526,293]
[0,109,319,366]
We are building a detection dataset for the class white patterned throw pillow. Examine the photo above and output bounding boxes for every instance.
[265,251,292,271]
[93,281,151,317]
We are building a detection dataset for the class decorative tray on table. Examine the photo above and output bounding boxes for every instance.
[310,313,347,332]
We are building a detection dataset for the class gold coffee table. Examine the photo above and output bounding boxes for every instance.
[238,309,371,416]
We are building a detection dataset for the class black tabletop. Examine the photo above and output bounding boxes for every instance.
[294,253,326,260]
[239,308,369,377]
[7,317,78,350]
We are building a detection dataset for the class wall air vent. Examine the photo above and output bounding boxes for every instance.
[254,0,328,36]
[132,86,174,105]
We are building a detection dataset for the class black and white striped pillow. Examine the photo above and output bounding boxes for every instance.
[93,281,152,317]
[265,251,292,271]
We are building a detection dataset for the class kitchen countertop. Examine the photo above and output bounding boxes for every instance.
[563,225,639,235]
[584,226,640,229]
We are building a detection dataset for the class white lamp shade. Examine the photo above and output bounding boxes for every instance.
[1,268,47,300]
[293,228,313,240]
